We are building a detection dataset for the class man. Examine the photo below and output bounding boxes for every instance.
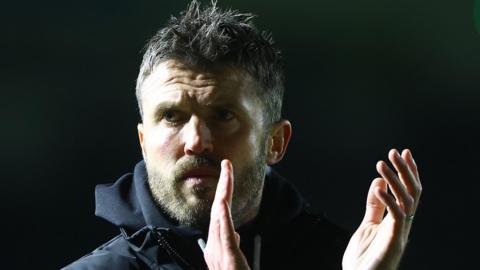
[64,1,422,269]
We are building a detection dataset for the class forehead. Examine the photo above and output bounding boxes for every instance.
[141,60,259,104]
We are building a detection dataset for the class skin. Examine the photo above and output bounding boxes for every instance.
[205,150,421,270]
[342,149,422,270]
[138,59,422,269]
[137,59,291,229]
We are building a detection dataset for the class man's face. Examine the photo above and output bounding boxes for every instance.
[138,60,268,229]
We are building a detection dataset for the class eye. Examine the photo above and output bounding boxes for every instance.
[162,110,186,124]
[214,109,234,121]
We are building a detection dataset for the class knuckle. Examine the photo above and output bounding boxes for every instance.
[219,203,229,217]
[411,184,422,198]
[417,184,423,194]
[224,241,236,251]
[404,195,414,208]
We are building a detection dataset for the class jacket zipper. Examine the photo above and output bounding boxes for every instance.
[154,229,197,270]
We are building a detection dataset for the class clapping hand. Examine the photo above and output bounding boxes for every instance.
[203,160,250,270]
[342,149,422,270]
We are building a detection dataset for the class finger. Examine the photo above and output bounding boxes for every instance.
[374,187,405,231]
[208,159,234,245]
[219,200,239,249]
[388,149,418,198]
[377,160,414,214]
[205,217,222,265]
[362,178,387,225]
[402,149,422,192]
[206,209,222,250]
[214,160,234,208]
[211,160,238,249]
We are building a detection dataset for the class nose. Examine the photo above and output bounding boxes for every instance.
[183,115,214,155]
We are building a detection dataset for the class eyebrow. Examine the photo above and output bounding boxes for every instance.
[150,93,249,123]
[151,101,186,117]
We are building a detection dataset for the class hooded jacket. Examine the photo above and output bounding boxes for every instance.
[63,161,350,270]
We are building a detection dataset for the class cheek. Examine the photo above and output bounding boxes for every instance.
[217,125,265,163]
[144,128,182,163]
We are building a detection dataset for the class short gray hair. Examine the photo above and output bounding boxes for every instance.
[135,0,285,126]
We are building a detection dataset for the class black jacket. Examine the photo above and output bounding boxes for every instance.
[63,161,350,269]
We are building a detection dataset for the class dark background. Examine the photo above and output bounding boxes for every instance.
[2,0,479,268]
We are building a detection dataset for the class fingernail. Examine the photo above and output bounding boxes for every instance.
[221,159,229,170]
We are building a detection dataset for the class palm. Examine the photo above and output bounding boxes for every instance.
[344,214,405,270]
[342,149,421,270]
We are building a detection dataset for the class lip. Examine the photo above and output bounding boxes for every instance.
[182,167,219,180]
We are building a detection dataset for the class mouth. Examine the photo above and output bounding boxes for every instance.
[181,167,219,186]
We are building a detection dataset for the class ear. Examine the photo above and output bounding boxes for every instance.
[137,123,147,160]
[266,120,292,165]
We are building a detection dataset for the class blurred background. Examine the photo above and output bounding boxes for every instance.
[1,0,479,268]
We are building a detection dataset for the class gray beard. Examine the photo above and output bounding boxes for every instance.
[146,150,266,230]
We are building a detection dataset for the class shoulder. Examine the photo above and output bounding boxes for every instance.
[62,234,141,270]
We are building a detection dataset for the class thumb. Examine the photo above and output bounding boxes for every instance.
[362,177,387,225]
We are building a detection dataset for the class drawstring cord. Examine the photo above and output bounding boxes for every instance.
[252,234,261,270]
[197,238,206,251]
[198,234,261,270]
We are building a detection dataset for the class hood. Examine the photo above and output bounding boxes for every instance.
[256,166,307,230]
[95,160,308,236]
